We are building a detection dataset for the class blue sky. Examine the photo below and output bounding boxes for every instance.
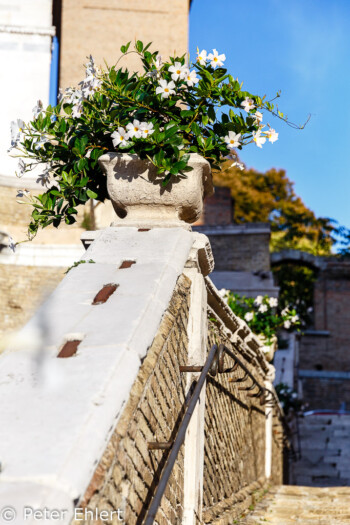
[190,0,350,229]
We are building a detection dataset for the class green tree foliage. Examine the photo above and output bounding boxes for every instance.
[272,263,317,327]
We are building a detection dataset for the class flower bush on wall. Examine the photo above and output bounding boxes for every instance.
[275,382,304,415]
[9,40,286,239]
[219,290,300,346]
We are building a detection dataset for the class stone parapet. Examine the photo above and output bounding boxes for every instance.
[0,227,284,524]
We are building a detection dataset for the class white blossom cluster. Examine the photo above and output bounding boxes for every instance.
[111,119,154,148]
[58,55,102,118]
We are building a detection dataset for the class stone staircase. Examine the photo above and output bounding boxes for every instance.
[242,485,350,524]
[241,415,350,523]
[291,414,350,486]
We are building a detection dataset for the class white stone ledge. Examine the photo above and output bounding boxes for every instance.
[0,24,56,36]
[193,223,271,235]
[0,227,195,522]
[0,244,84,267]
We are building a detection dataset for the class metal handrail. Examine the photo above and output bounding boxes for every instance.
[143,343,219,525]
[143,342,288,524]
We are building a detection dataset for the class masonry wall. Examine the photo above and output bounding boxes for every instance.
[194,225,271,272]
[299,262,350,409]
[72,274,191,525]
[202,320,269,525]
[71,273,284,525]
[60,0,189,88]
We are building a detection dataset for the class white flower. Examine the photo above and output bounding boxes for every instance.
[16,159,26,177]
[126,119,143,139]
[184,69,199,87]
[196,49,207,66]
[207,49,226,69]
[284,320,291,329]
[9,119,25,151]
[85,55,97,77]
[36,169,51,187]
[33,134,49,150]
[218,288,228,298]
[241,97,255,112]
[146,70,159,80]
[155,54,163,70]
[32,100,44,119]
[156,79,176,99]
[168,62,187,81]
[72,103,83,118]
[254,111,263,123]
[245,312,254,322]
[111,127,130,147]
[81,83,96,98]
[7,235,16,253]
[58,88,64,103]
[268,297,278,308]
[282,307,290,316]
[254,295,264,305]
[265,127,279,143]
[230,161,244,171]
[16,189,30,198]
[259,304,268,313]
[67,89,83,105]
[140,121,154,138]
[253,130,266,148]
[291,315,299,323]
[224,131,241,150]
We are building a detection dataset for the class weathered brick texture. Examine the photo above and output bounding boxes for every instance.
[299,262,350,408]
[60,0,189,89]
[201,320,271,524]
[69,275,284,524]
[72,274,191,525]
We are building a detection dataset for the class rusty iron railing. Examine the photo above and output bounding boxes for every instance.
[143,343,289,524]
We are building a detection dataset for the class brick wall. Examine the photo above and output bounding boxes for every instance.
[72,274,191,525]
[202,320,272,525]
[195,187,233,226]
[60,0,189,88]
[301,378,350,411]
[194,225,271,272]
[0,264,64,337]
[299,262,350,409]
[70,274,284,524]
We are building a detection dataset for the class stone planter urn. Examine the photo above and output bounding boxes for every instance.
[257,334,278,362]
[98,152,213,228]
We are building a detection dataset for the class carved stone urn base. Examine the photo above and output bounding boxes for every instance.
[98,152,213,228]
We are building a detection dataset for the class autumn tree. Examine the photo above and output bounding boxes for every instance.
[213,160,336,255]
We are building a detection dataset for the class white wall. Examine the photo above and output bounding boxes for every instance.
[0,0,53,178]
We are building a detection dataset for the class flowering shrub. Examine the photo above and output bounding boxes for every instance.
[219,291,300,345]
[275,382,303,415]
[9,40,285,238]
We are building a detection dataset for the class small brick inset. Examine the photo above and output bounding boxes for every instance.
[92,284,118,305]
[57,339,81,358]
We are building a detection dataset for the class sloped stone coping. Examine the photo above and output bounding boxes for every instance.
[205,276,270,377]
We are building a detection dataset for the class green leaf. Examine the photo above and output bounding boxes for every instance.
[136,40,144,53]
[120,41,131,53]
[86,189,98,199]
[208,106,216,122]
[109,69,117,83]
[191,122,201,136]
[180,109,194,118]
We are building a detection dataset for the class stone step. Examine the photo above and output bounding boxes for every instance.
[241,485,350,524]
